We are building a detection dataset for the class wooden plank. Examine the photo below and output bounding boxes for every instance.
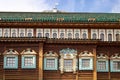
[93,48,97,80]
[38,43,43,80]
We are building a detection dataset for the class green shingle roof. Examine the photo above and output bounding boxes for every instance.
[0,12,120,22]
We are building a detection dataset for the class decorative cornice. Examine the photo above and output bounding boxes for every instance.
[3,49,19,55]
[21,48,37,55]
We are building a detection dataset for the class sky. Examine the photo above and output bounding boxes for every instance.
[0,0,120,13]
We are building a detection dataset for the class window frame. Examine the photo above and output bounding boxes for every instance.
[110,59,120,72]
[21,55,36,69]
[79,57,93,70]
[97,60,109,72]
[44,57,58,70]
[4,55,18,69]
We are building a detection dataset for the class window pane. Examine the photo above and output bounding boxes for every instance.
[100,33,104,41]
[113,61,120,70]
[92,33,97,39]
[24,57,33,66]
[6,57,15,66]
[108,34,112,41]
[38,33,42,37]
[64,59,73,71]
[82,59,90,68]
[20,33,24,37]
[45,33,49,38]
[116,34,119,41]
[60,33,64,38]
[53,33,57,38]
[75,33,79,38]
[98,61,106,70]
[46,59,55,68]
[28,33,32,37]
[68,33,72,38]
[83,33,87,39]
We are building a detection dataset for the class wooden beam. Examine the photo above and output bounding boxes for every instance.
[93,48,97,80]
[38,43,43,80]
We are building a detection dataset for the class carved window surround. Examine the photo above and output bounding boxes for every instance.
[59,48,77,74]
[44,51,58,70]
[79,51,93,70]
[97,53,109,72]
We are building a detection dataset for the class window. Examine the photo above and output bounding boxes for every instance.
[46,59,55,68]
[68,33,72,38]
[44,51,58,70]
[75,33,79,39]
[22,56,36,68]
[12,30,16,37]
[45,33,49,38]
[92,33,97,39]
[108,34,112,41]
[24,57,34,66]
[83,33,87,39]
[100,33,104,41]
[38,33,42,37]
[19,29,25,37]
[53,33,57,38]
[116,34,120,41]
[21,48,37,69]
[60,33,64,38]
[27,29,33,37]
[97,60,108,72]
[4,56,18,69]
[3,49,18,69]
[79,58,93,70]
[4,29,9,37]
[111,60,120,72]
[44,58,58,70]
[82,59,90,68]
[64,59,73,71]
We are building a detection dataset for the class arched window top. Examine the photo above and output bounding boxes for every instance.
[97,53,108,59]
[79,51,93,57]
[3,49,19,55]
[44,51,58,57]
[111,53,120,59]
[21,48,37,55]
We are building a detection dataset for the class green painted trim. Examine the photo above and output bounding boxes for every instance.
[0,12,120,22]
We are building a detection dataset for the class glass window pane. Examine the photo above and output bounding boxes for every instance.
[6,57,15,66]
[108,34,112,41]
[83,33,87,39]
[64,59,73,71]
[38,33,42,37]
[24,57,33,66]
[98,61,106,70]
[75,33,79,39]
[53,33,57,38]
[68,33,72,38]
[45,33,49,38]
[82,59,90,68]
[92,33,97,39]
[46,59,55,68]
[113,61,120,70]
[60,33,64,38]
[100,33,104,41]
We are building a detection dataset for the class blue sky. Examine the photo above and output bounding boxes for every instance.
[0,0,120,13]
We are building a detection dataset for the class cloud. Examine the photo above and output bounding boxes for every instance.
[111,0,120,13]
[0,0,51,12]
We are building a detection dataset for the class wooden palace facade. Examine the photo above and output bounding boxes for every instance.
[0,12,120,80]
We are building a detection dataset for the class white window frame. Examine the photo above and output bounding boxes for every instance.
[114,29,120,41]
[3,28,10,37]
[74,29,80,38]
[11,28,18,37]
[99,29,106,41]
[59,29,65,38]
[52,29,58,38]
[81,29,88,39]
[66,29,73,38]
[36,28,43,37]
[107,29,113,41]
[91,29,98,39]
[19,28,25,37]
[44,29,50,38]
[27,28,33,37]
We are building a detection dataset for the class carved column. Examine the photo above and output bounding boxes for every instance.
[38,43,43,80]
[93,48,97,80]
